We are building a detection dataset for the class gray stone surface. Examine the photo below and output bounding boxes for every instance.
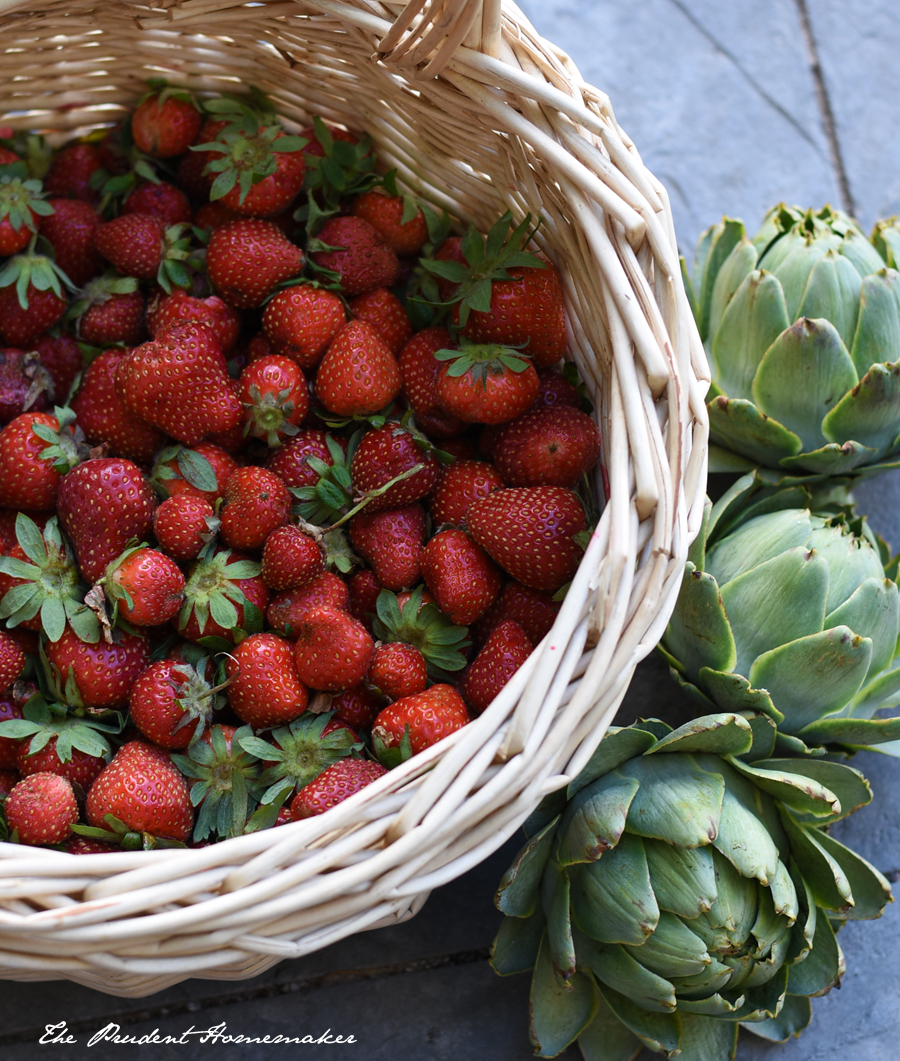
[7,2,900,1059]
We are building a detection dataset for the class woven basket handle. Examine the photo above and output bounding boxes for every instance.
[378,0,502,77]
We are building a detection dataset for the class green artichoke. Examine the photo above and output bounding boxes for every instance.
[686,204,900,477]
[660,473,900,754]
[491,713,891,1061]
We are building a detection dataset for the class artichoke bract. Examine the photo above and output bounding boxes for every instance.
[491,713,891,1061]
[687,204,900,477]
[660,473,900,754]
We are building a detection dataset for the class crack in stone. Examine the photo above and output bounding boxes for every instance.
[663,0,826,156]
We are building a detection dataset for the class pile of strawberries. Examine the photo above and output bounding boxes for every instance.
[0,83,602,851]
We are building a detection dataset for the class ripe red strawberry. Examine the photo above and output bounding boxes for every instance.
[122,180,193,227]
[86,740,193,842]
[131,87,202,158]
[39,198,103,287]
[265,428,336,489]
[177,547,269,645]
[467,486,586,592]
[492,406,601,488]
[45,626,149,709]
[290,757,387,819]
[152,441,237,503]
[368,641,428,700]
[0,348,50,424]
[420,527,501,625]
[330,683,383,732]
[311,216,399,297]
[75,279,146,347]
[349,287,413,354]
[219,466,291,552]
[0,629,26,689]
[351,188,428,257]
[100,545,185,626]
[206,219,304,308]
[116,321,242,446]
[17,738,107,790]
[44,142,102,203]
[471,580,561,649]
[225,632,310,728]
[372,683,470,757]
[262,285,346,370]
[152,494,217,561]
[349,423,439,513]
[32,333,83,405]
[315,321,402,417]
[347,568,382,631]
[128,659,221,749]
[261,524,325,591]
[398,326,465,438]
[94,212,167,279]
[459,619,532,715]
[239,354,308,446]
[435,343,540,425]
[348,503,426,592]
[533,367,583,410]
[267,571,350,637]
[0,411,67,510]
[431,235,467,301]
[0,162,51,256]
[70,348,166,464]
[429,460,504,526]
[55,456,156,583]
[6,772,78,845]
[0,770,19,799]
[147,288,241,353]
[292,606,375,692]
[0,274,69,347]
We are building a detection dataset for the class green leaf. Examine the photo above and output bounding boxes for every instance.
[663,564,736,683]
[495,815,558,917]
[576,933,676,1014]
[621,754,725,848]
[813,830,892,920]
[529,933,598,1057]
[569,832,658,946]
[556,770,640,867]
[785,907,842,996]
[15,512,48,565]
[490,907,546,975]
[648,713,753,757]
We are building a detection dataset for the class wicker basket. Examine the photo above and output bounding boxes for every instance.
[0,0,708,996]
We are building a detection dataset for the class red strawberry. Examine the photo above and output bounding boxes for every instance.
[347,568,383,631]
[261,524,326,591]
[152,494,217,561]
[219,466,291,552]
[152,441,237,503]
[265,428,336,489]
[122,180,193,227]
[368,641,428,700]
[206,219,304,309]
[0,629,26,689]
[55,456,156,583]
[349,287,413,354]
[348,503,426,592]
[94,213,166,279]
[300,121,360,158]
[435,343,540,425]
[330,683,383,732]
[44,142,102,203]
[0,411,67,510]
[6,772,78,845]
[292,606,375,692]
[178,547,269,644]
[17,739,107,790]
[86,740,193,842]
[225,632,310,728]
[533,367,583,410]
[315,321,402,417]
[349,423,439,513]
[420,527,501,625]
[239,354,308,446]
[128,659,221,749]
[311,216,399,297]
[429,460,504,526]
[70,348,166,464]
[45,626,149,709]
[147,288,241,353]
[100,545,185,626]
[290,757,387,819]
[492,406,601,488]
[32,333,83,405]
[0,275,68,347]
[0,162,49,256]
[40,198,103,287]
[467,486,586,592]
[459,619,532,714]
[372,683,470,757]
[266,572,349,636]
[0,348,50,425]
[398,326,465,438]
[75,278,146,347]
[131,88,202,159]
[351,188,428,257]
[471,580,561,649]
[0,769,19,799]
[431,235,467,302]
[116,321,242,446]
[262,285,346,370]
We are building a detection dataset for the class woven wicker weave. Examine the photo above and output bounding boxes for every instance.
[0,0,709,996]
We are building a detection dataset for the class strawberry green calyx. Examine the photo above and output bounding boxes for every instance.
[0,513,99,643]
[243,382,302,447]
[151,443,219,498]
[296,115,376,231]
[289,432,355,526]
[0,161,53,237]
[0,232,73,309]
[434,341,531,387]
[171,724,264,842]
[66,272,139,331]
[71,815,187,850]
[31,405,89,475]
[418,211,544,324]
[238,711,362,820]
[178,547,263,641]
[372,585,469,680]
[0,691,119,763]
[157,222,200,293]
